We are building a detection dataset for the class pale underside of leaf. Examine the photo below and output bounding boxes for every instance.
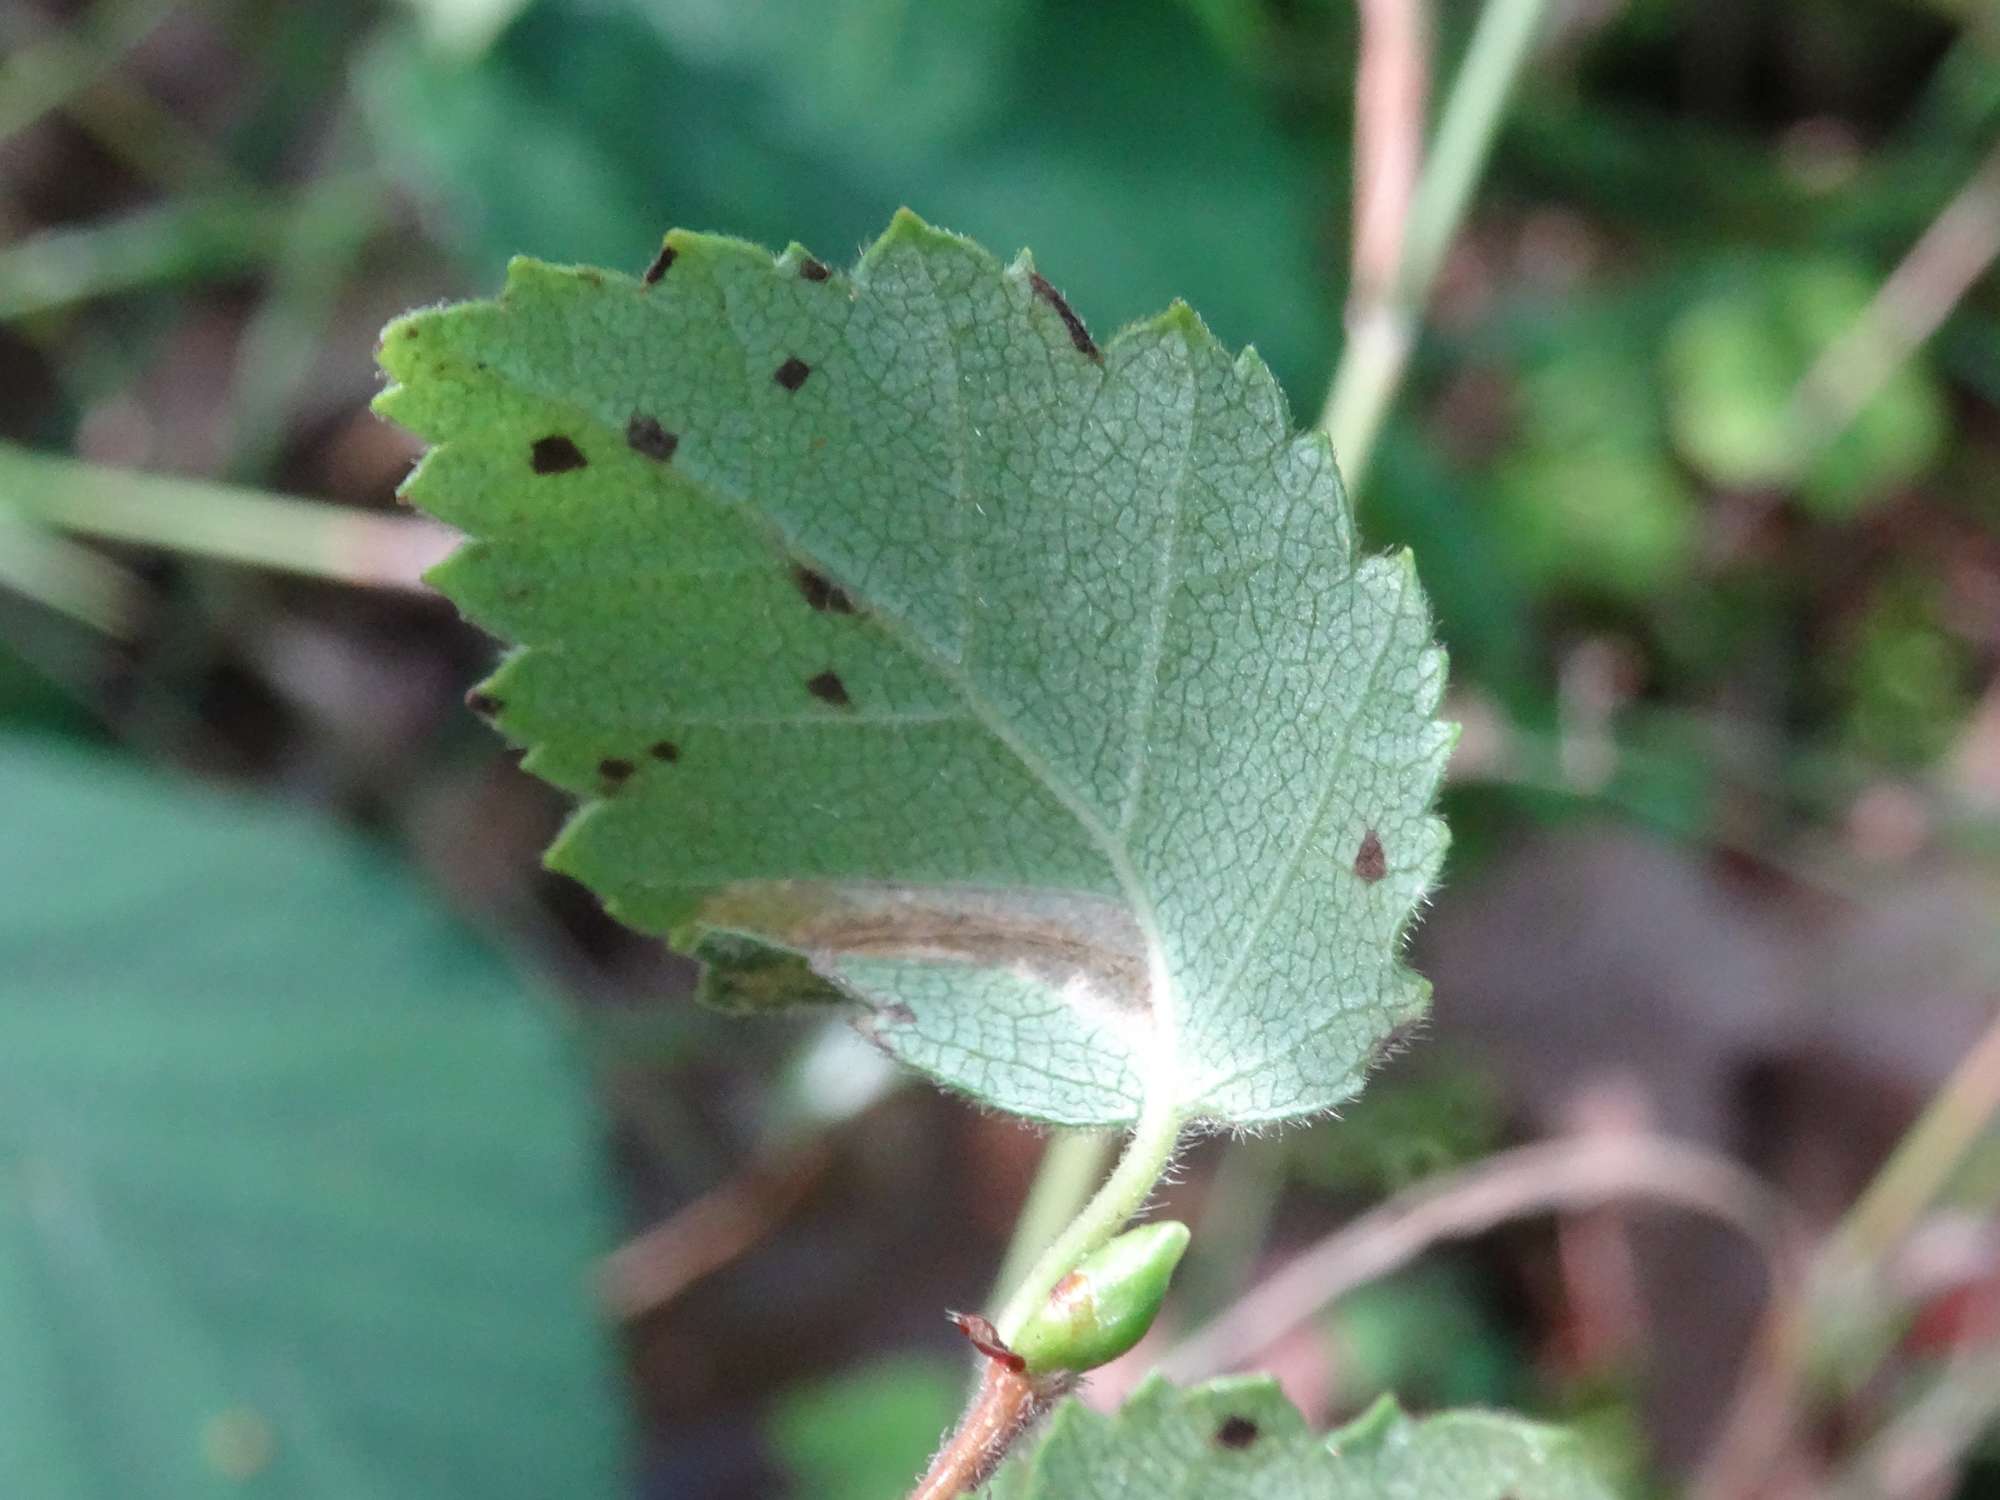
[981,1377,1616,1500]
[376,209,1452,1128]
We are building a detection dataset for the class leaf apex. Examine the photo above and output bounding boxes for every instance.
[867,208,981,273]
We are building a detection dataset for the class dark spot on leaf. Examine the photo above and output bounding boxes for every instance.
[1353,830,1387,883]
[641,243,676,284]
[792,565,856,614]
[649,740,680,763]
[805,670,851,707]
[579,269,603,286]
[798,257,831,282]
[773,355,812,391]
[625,412,678,462]
[530,435,587,474]
[879,1001,915,1026]
[1215,1416,1259,1450]
[464,690,502,717]
[1028,271,1100,360]
[599,757,635,785]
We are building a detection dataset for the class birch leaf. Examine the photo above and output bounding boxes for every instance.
[983,1378,1614,1500]
[376,211,1451,1127]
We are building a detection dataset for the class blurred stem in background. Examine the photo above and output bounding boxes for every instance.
[1791,137,2000,457]
[1,0,244,191]
[0,445,456,594]
[0,0,181,151]
[1321,0,1549,497]
[0,179,380,321]
[988,1131,1115,1312]
[0,513,143,636]
[1175,1135,1287,1325]
[218,127,388,479]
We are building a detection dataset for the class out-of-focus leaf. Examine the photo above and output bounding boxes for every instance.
[356,0,1338,400]
[396,0,533,57]
[1330,1264,1519,1410]
[767,1354,961,1500]
[1840,573,1974,767]
[1366,426,1537,709]
[1490,350,1699,600]
[1663,259,1949,516]
[1289,1062,1501,1194]
[0,737,625,1497]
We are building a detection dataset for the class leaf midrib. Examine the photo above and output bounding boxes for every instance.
[471,264,1189,1100]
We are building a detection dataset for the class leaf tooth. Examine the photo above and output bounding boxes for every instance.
[1229,344,1291,443]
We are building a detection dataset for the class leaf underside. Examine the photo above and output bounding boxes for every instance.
[377,210,1451,1128]
[983,1378,1615,1499]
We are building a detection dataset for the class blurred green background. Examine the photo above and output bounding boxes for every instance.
[5,0,2000,1495]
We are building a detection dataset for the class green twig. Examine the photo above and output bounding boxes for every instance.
[991,1086,1183,1343]
[987,1131,1116,1312]
[1320,0,1549,495]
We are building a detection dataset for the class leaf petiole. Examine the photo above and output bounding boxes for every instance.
[992,1081,1186,1345]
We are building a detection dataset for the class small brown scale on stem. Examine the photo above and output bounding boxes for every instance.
[909,1317,1069,1500]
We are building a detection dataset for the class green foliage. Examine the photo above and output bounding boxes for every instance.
[1492,348,1700,601]
[0,737,624,1497]
[377,213,1451,1130]
[767,1355,962,1500]
[983,1378,1615,1499]
[1663,259,1949,515]
[357,0,1338,399]
[1290,1063,1501,1195]
[1839,573,1975,767]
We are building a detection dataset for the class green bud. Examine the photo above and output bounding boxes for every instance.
[1012,1221,1191,1376]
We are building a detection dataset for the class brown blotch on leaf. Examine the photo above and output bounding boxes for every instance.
[598,757,635,785]
[879,1001,915,1026]
[641,243,676,284]
[530,435,587,474]
[1215,1416,1260,1450]
[1028,271,1101,360]
[1353,829,1387,883]
[649,740,681,763]
[579,269,603,286]
[798,257,831,282]
[805,669,852,707]
[464,690,502,717]
[773,355,812,391]
[792,565,856,615]
[625,412,679,462]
